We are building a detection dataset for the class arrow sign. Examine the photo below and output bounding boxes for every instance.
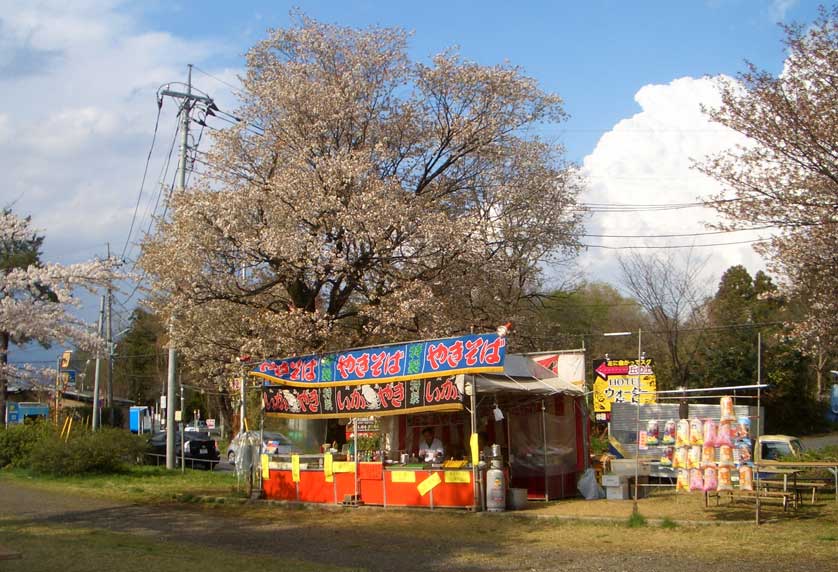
[595,362,630,380]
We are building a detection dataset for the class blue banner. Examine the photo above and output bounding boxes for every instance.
[251,333,507,388]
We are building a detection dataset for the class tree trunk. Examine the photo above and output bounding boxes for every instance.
[1,331,9,427]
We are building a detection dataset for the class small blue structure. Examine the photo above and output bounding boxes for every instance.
[5,402,50,425]
[129,406,151,434]
[826,382,838,424]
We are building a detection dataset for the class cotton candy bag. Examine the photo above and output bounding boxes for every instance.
[689,445,702,469]
[701,444,715,467]
[646,420,660,445]
[739,465,754,491]
[717,466,733,491]
[717,420,733,447]
[676,468,690,492]
[720,396,735,421]
[676,419,690,448]
[662,419,676,445]
[703,466,718,492]
[689,418,704,445]
[689,468,704,491]
[702,419,717,447]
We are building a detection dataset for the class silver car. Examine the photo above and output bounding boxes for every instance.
[226,430,300,464]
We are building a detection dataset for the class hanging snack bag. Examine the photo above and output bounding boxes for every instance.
[702,444,716,467]
[719,445,734,466]
[646,420,660,446]
[702,418,717,447]
[717,465,733,491]
[735,416,751,440]
[673,446,688,469]
[720,395,736,421]
[736,438,753,466]
[662,419,676,445]
[689,418,704,445]
[689,445,702,469]
[676,419,690,448]
[717,419,733,447]
[739,465,754,491]
[703,465,718,492]
[690,468,704,491]
[676,468,690,492]
[660,446,674,467]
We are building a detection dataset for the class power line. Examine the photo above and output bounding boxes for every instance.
[581,238,768,250]
[192,65,241,92]
[120,97,163,261]
[581,225,774,239]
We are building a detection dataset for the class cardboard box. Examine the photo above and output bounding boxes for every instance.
[606,483,630,500]
[601,474,627,487]
[610,459,650,477]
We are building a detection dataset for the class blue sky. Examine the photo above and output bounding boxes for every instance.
[0,0,824,367]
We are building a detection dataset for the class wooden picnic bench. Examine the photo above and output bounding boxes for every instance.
[760,480,829,504]
[705,489,797,511]
[0,544,22,560]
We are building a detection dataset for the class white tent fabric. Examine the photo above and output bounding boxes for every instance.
[471,354,584,396]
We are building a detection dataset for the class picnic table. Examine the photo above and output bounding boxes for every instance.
[757,461,838,502]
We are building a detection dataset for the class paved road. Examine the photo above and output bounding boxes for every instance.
[0,479,832,572]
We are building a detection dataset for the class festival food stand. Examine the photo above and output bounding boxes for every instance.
[250,333,587,509]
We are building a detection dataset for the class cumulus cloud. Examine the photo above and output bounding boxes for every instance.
[0,1,237,264]
[575,76,771,291]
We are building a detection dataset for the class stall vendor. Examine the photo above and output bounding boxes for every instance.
[418,427,444,462]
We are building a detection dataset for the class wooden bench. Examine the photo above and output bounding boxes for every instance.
[0,545,22,561]
[705,489,796,511]
[760,480,829,504]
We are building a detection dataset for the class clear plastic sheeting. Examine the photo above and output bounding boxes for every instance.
[234,431,263,480]
[504,396,578,499]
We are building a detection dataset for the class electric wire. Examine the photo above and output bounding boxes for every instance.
[120,98,163,261]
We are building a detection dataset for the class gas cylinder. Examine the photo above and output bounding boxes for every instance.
[486,460,506,512]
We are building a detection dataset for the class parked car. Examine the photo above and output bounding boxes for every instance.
[226,430,300,464]
[184,420,209,432]
[147,431,220,470]
[756,434,804,462]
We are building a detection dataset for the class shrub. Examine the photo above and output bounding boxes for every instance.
[0,420,55,468]
[28,428,148,476]
[627,512,647,528]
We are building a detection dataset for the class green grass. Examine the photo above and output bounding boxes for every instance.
[0,518,353,572]
[626,511,647,528]
[659,516,678,528]
[0,465,239,503]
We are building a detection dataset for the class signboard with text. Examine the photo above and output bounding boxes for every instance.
[592,358,656,420]
[263,376,464,419]
[251,333,506,388]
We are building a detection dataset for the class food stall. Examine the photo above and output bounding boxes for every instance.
[250,333,586,509]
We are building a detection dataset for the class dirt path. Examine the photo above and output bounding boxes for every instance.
[0,479,832,572]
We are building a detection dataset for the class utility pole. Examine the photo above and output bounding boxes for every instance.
[161,64,213,469]
[106,242,114,426]
[92,295,105,430]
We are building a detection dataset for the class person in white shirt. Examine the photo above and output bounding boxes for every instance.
[418,427,444,462]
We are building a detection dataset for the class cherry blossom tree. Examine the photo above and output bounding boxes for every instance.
[0,209,118,422]
[699,6,837,396]
[141,15,584,378]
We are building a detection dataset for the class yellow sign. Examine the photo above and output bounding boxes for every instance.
[470,432,479,466]
[332,461,356,473]
[261,454,270,479]
[61,350,72,369]
[291,454,300,482]
[390,471,416,483]
[417,472,442,496]
[592,358,656,414]
[324,453,334,483]
[444,471,471,484]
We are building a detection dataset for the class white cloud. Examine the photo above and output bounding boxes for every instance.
[0,1,237,268]
[770,0,799,22]
[575,76,771,293]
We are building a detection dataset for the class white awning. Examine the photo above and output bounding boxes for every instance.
[471,354,584,396]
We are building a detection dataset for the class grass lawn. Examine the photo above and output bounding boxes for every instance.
[0,465,240,503]
[0,519,352,572]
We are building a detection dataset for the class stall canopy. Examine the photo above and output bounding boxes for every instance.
[471,354,583,396]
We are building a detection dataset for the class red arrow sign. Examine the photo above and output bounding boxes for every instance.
[595,362,630,379]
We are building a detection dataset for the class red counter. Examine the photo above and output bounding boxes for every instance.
[263,463,475,508]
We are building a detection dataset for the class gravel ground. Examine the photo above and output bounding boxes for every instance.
[0,479,833,572]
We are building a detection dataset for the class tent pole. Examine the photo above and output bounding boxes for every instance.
[469,377,480,511]
[542,399,549,501]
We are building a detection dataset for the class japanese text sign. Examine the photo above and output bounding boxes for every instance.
[592,357,657,414]
[263,376,464,419]
[251,333,506,388]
